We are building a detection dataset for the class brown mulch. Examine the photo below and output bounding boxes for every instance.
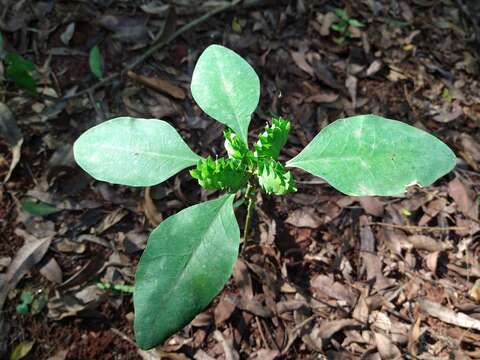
[1,1,480,359]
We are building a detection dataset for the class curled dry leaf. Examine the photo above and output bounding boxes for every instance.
[407,235,450,252]
[285,207,321,228]
[374,332,402,360]
[448,177,478,220]
[310,275,358,307]
[419,298,480,331]
[213,330,239,360]
[39,257,63,283]
[0,230,52,309]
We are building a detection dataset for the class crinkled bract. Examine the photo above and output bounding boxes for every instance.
[254,117,291,160]
[190,157,249,191]
[257,160,297,195]
[224,129,253,161]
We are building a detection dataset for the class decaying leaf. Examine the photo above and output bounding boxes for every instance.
[419,298,480,331]
[0,230,52,309]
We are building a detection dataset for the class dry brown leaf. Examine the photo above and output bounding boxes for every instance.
[374,332,402,360]
[448,177,478,220]
[311,275,358,306]
[127,70,186,99]
[213,330,239,360]
[291,51,314,76]
[214,294,238,325]
[305,92,339,103]
[470,279,480,303]
[407,235,450,252]
[285,208,321,228]
[366,60,383,77]
[233,259,253,300]
[0,230,53,309]
[39,257,63,284]
[419,298,480,331]
[358,197,384,217]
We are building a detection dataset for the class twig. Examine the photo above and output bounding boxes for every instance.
[368,222,467,232]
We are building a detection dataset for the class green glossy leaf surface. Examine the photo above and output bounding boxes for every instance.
[191,44,260,143]
[89,45,103,79]
[287,115,456,196]
[134,194,240,349]
[74,117,201,187]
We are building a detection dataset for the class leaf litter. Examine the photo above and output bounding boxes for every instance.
[1,1,480,359]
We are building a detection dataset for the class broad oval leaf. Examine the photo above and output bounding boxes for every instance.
[134,194,240,349]
[191,44,260,143]
[286,115,456,196]
[74,117,201,186]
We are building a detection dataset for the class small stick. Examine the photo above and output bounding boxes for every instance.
[368,222,467,232]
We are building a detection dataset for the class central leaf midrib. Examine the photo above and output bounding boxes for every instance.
[97,144,198,162]
[211,49,245,140]
[156,197,231,314]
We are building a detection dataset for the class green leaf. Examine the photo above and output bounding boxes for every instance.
[21,200,59,216]
[224,129,251,160]
[134,194,240,349]
[335,8,348,20]
[5,53,37,94]
[257,160,296,195]
[20,291,34,305]
[191,44,260,143]
[190,156,249,191]
[348,19,364,28]
[89,45,103,79]
[74,117,201,187]
[286,115,456,196]
[254,117,291,160]
[10,340,34,360]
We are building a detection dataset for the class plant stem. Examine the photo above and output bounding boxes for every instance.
[242,184,255,253]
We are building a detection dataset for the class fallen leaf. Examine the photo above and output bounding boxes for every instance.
[285,208,321,228]
[10,340,34,360]
[60,23,75,45]
[305,92,339,103]
[39,257,63,284]
[470,279,480,303]
[0,230,52,309]
[448,177,478,220]
[291,51,314,76]
[407,235,450,252]
[366,60,383,77]
[127,70,186,99]
[213,330,239,360]
[214,294,238,325]
[374,332,402,360]
[419,298,480,331]
[311,275,358,306]
[358,196,384,217]
[46,349,68,360]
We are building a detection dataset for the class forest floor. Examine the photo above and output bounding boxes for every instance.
[1,1,480,359]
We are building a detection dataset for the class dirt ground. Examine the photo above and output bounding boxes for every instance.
[1,1,480,359]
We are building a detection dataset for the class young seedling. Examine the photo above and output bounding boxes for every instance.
[73,44,455,349]
[331,8,364,44]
